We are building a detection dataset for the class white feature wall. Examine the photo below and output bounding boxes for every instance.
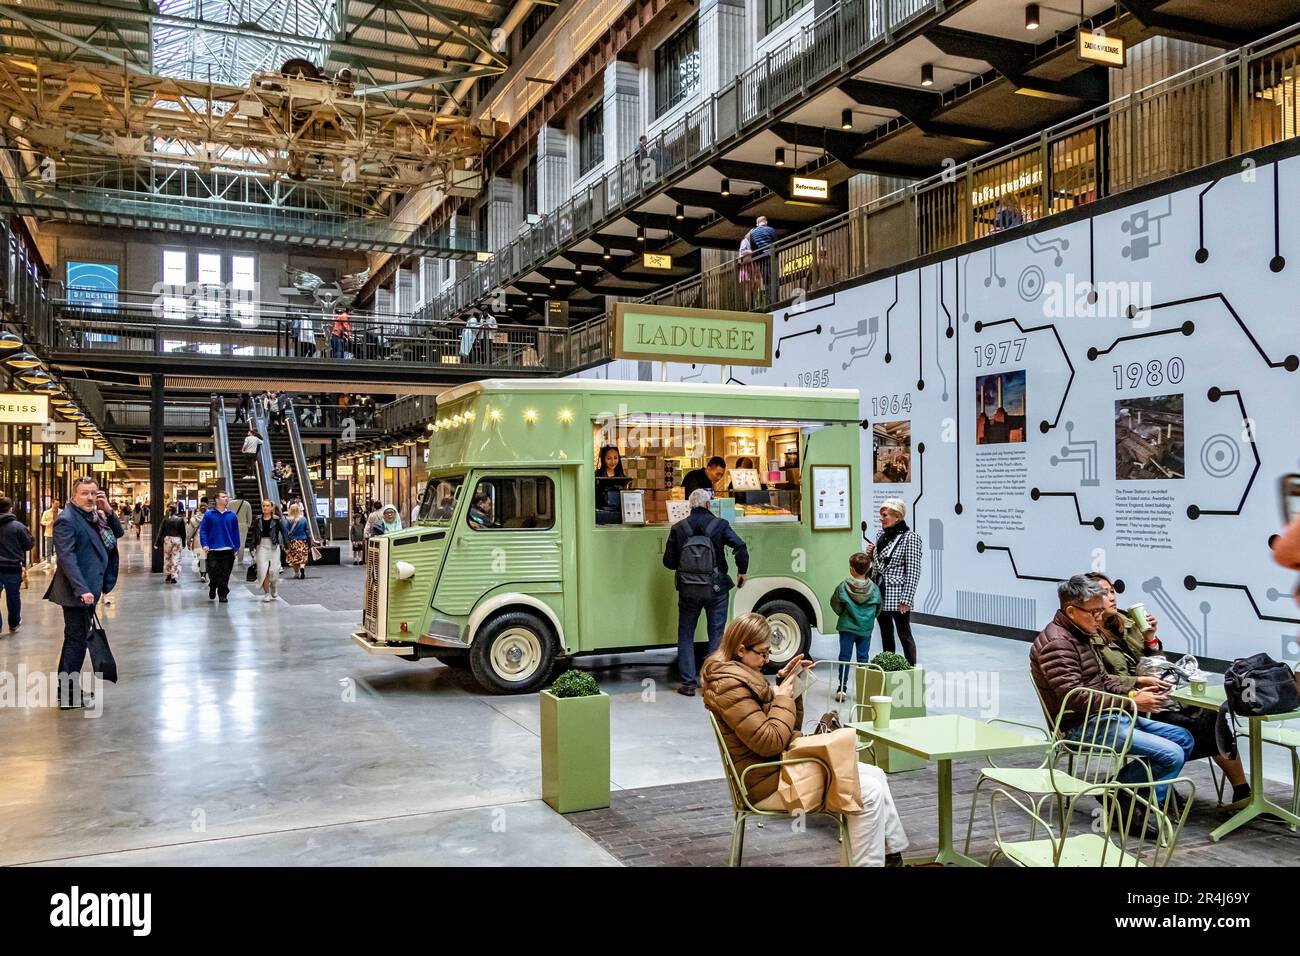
[580,152,1300,664]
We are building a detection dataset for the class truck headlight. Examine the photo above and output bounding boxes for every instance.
[394,560,416,580]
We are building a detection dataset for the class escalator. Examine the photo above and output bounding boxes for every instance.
[213,393,324,547]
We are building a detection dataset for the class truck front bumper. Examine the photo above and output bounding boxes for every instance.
[351,630,418,656]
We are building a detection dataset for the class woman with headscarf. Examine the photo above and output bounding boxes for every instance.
[245,500,288,602]
[867,498,923,665]
[284,502,312,579]
[368,504,402,538]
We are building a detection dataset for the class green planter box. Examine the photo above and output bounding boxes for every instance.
[540,690,611,813]
[856,667,927,774]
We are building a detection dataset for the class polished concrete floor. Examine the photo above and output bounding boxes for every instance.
[1,534,1293,866]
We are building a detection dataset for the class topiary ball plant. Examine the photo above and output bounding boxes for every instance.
[870,651,912,672]
[549,669,601,698]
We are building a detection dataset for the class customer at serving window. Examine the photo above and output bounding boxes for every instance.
[682,456,726,497]
[1030,575,1193,809]
[867,498,923,665]
[702,613,908,866]
[663,487,749,697]
[1085,571,1250,808]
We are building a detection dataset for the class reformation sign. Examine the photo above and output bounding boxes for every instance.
[0,393,48,424]
[613,303,773,367]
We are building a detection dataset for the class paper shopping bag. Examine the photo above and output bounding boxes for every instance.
[777,757,827,814]
[784,728,862,813]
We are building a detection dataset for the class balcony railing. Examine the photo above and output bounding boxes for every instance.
[640,24,1300,316]
[416,0,944,324]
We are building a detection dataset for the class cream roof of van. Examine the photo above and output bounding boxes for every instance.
[438,378,860,405]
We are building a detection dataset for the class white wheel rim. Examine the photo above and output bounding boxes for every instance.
[490,627,543,682]
[765,612,802,664]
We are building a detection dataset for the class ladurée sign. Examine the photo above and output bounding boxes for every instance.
[613,303,772,368]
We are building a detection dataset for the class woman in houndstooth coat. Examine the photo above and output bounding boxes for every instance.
[867,497,923,665]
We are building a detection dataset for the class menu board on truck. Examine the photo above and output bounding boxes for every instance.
[811,465,852,531]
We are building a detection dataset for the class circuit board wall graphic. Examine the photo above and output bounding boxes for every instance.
[577,155,1300,659]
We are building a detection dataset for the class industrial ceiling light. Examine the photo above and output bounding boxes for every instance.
[0,332,21,350]
[5,351,40,369]
[841,108,854,130]
[775,147,786,167]
[720,178,730,197]
[1025,3,1040,30]
[19,369,50,385]
[921,63,934,87]
[602,246,612,260]
[636,226,645,242]
[675,203,685,220]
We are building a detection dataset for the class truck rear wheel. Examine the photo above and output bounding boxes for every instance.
[469,611,557,694]
[755,599,812,671]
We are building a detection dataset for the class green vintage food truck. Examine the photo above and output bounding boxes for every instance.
[352,379,862,693]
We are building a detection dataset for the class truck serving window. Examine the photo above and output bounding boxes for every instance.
[468,476,555,531]
[591,414,847,527]
[419,476,464,525]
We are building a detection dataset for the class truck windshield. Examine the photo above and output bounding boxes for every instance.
[418,476,464,525]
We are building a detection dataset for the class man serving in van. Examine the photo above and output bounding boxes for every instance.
[682,456,727,497]
[663,488,749,697]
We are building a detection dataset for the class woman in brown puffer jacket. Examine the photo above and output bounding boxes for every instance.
[701,613,909,866]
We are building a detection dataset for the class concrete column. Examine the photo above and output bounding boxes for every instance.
[535,125,570,217]
[485,176,515,252]
[150,373,164,574]
[699,0,748,97]
[602,59,641,174]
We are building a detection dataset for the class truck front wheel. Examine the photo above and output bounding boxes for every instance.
[469,611,557,694]
[755,599,812,672]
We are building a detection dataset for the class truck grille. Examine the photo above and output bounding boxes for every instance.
[362,538,382,637]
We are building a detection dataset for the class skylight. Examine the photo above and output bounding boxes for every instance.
[151,0,340,87]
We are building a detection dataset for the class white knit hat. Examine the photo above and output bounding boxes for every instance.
[881,497,907,519]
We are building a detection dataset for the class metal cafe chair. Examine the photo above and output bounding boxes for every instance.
[963,687,1140,854]
[988,762,1194,867]
[707,711,849,867]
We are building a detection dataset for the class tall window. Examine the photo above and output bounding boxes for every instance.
[522,154,538,216]
[578,104,604,176]
[654,18,700,118]
[764,0,809,33]
[161,248,186,320]
[231,254,256,326]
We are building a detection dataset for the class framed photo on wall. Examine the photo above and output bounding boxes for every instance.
[810,465,852,531]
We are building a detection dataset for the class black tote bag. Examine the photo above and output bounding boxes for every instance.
[87,612,118,684]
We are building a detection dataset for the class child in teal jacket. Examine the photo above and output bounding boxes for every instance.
[830,552,882,699]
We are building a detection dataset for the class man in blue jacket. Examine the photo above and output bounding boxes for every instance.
[199,490,241,602]
[44,477,124,709]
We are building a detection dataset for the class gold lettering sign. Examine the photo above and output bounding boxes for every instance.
[642,253,673,270]
[790,176,829,201]
[92,462,117,473]
[1077,30,1125,67]
[57,439,95,457]
[0,393,49,424]
[613,303,773,367]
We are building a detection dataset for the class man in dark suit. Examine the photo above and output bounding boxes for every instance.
[44,476,124,710]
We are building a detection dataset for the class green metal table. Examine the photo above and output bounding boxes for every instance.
[1169,683,1300,841]
[848,714,1048,866]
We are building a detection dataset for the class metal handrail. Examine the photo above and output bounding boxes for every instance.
[418,0,944,324]
[639,21,1300,314]
[282,398,325,547]
[212,396,234,497]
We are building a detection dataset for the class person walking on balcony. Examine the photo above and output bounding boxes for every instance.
[199,491,240,603]
[153,503,187,584]
[748,216,777,308]
[293,314,316,357]
[330,307,352,358]
[458,311,481,361]
[241,423,263,480]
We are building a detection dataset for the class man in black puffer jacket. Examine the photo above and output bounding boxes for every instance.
[0,497,34,633]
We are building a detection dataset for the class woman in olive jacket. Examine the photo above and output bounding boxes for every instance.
[700,613,908,866]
